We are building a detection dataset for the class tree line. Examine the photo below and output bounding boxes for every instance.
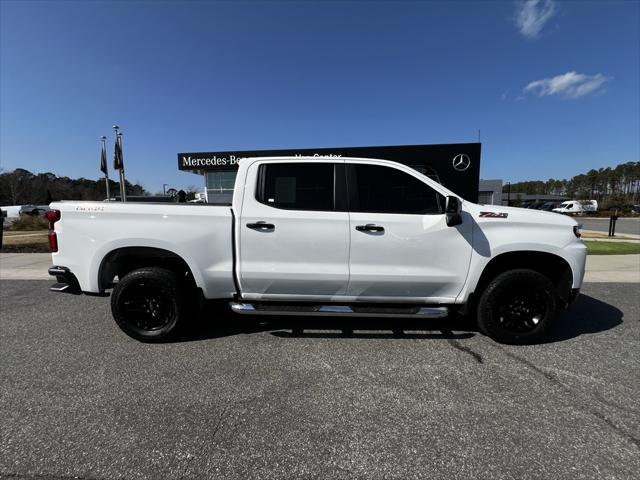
[0,168,147,205]
[3,161,639,207]
[503,161,640,205]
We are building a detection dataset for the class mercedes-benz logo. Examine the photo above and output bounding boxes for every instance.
[452,154,471,172]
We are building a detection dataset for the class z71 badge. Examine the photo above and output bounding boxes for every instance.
[479,211,508,218]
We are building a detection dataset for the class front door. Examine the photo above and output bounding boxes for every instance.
[239,161,350,300]
[346,162,473,302]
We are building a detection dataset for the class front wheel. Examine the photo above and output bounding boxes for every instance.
[111,267,187,342]
[477,269,559,345]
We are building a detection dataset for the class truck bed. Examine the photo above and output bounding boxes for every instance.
[50,201,236,298]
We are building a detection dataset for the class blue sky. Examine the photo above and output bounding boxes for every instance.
[1,0,638,192]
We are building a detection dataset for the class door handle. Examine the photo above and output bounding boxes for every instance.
[246,221,275,231]
[355,224,384,233]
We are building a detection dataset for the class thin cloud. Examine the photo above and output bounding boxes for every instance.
[524,71,612,99]
[515,0,556,38]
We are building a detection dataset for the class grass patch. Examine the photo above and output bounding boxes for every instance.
[8,215,49,231]
[584,241,640,255]
[1,230,50,252]
[3,231,48,245]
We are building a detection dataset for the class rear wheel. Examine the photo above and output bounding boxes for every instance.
[111,267,187,342]
[477,269,559,344]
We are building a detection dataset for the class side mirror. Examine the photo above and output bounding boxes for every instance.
[445,196,462,227]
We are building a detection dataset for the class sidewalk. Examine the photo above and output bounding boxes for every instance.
[582,230,640,242]
[0,253,52,280]
[583,254,640,283]
[1,252,638,283]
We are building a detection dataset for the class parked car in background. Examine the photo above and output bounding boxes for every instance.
[525,201,545,209]
[607,204,640,215]
[0,205,23,218]
[19,204,51,216]
[539,202,560,212]
[553,200,598,215]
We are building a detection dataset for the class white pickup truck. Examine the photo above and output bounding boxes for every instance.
[47,157,586,344]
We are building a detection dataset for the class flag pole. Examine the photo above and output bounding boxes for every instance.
[113,124,127,202]
[118,133,127,202]
[101,136,111,201]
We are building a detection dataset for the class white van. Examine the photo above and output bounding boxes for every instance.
[0,205,22,218]
[553,200,598,215]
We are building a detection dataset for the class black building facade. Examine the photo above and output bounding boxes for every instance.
[178,143,481,204]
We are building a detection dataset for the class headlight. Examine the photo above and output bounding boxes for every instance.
[573,224,583,238]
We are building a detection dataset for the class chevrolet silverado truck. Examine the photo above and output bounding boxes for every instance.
[47,157,586,344]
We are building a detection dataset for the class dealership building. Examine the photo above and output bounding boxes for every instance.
[178,143,501,205]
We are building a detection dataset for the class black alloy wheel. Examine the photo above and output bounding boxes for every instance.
[495,290,548,333]
[111,267,187,342]
[477,269,559,344]
[119,283,176,331]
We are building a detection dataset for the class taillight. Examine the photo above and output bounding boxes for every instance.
[46,209,61,252]
[48,230,58,252]
[45,210,60,223]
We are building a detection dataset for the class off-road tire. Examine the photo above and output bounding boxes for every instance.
[111,267,187,342]
[477,269,559,345]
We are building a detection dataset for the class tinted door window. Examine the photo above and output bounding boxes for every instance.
[259,163,335,211]
[350,164,443,214]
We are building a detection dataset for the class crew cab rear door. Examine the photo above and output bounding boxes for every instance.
[238,160,349,300]
[346,161,473,302]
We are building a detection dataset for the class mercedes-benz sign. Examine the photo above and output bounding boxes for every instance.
[452,153,471,172]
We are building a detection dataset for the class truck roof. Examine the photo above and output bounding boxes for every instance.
[238,155,409,166]
[240,155,402,165]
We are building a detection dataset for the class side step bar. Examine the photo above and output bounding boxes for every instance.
[50,282,73,292]
[230,302,448,318]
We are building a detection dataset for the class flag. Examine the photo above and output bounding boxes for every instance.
[100,140,108,175]
[113,134,124,170]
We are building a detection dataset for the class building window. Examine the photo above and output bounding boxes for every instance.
[478,191,494,205]
[206,170,236,204]
[206,170,236,192]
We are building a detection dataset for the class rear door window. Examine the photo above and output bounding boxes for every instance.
[257,163,335,211]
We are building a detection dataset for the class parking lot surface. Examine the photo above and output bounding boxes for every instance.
[580,217,640,236]
[1,281,639,480]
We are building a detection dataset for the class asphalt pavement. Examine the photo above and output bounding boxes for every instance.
[1,280,639,480]
[579,217,640,236]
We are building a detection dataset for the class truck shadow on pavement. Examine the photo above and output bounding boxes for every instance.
[185,310,476,341]
[181,293,622,344]
[545,293,623,344]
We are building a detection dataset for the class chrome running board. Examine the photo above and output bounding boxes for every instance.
[229,302,448,318]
